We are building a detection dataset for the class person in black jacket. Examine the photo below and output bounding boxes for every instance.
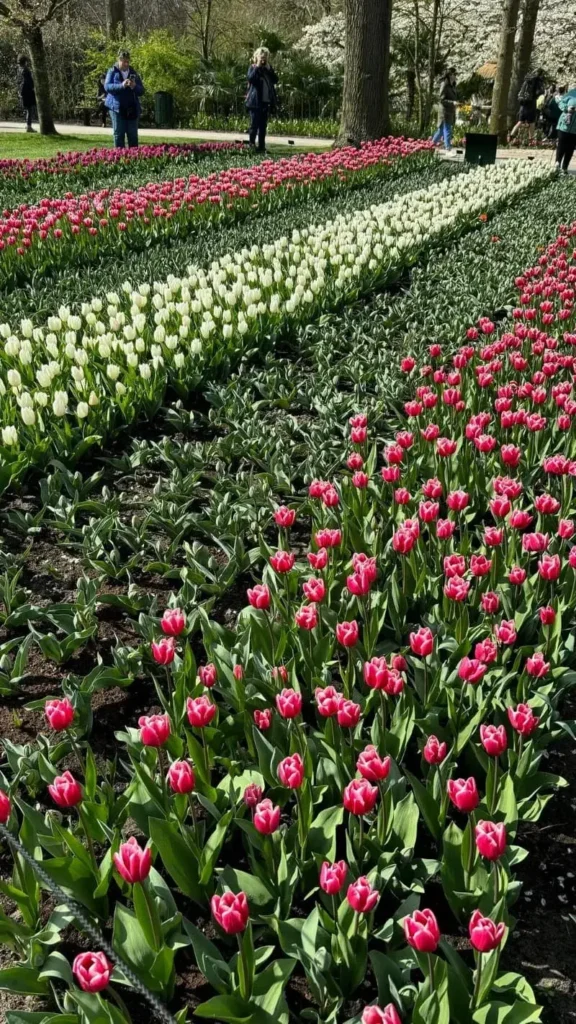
[510,69,545,141]
[17,55,37,133]
[245,47,278,152]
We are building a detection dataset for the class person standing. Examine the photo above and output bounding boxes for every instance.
[555,86,576,173]
[510,68,545,141]
[17,55,36,133]
[431,69,458,153]
[245,47,278,153]
[97,73,107,128]
[104,49,144,149]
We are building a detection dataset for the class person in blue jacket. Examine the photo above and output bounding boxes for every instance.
[245,47,278,152]
[104,50,144,149]
[555,87,576,173]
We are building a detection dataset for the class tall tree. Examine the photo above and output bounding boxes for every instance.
[489,0,521,142]
[507,0,541,126]
[0,0,72,134]
[106,0,126,38]
[338,0,392,143]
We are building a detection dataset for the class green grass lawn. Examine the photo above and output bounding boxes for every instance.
[0,130,325,160]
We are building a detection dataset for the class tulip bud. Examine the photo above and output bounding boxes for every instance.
[253,798,280,834]
[409,626,434,657]
[347,876,379,913]
[253,708,273,730]
[138,713,171,747]
[447,777,479,813]
[403,908,440,952]
[247,584,271,610]
[276,688,302,719]
[468,909,506,952]
[480,724,507,757]
[151,637,176,665]
[113,837,152,883]
[243,783,263,809]
[0,789,11,824]
[423,735,447,765]
[343,778,378,815]
[199,663,217,688]
[72,951,112,993]
[475,820,507,861]
[211,890,249,934]
[277,753,305,789]
[319,859,347,895]
[44,697,74,731]
[48,771,82,808]
[160,608,186,636]
[336,620,359,647]
[167,760,195,794]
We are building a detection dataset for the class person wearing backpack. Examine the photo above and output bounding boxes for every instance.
[555,87,576,172]
[510,69,545,141]
[431,68,458,153]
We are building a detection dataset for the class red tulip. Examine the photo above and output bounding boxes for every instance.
[436,518,456,539]
[315,528,342,548]
[277,753,305,789]
[113,837,152,883]
[508,566,527,585]
[151,637,176,665]
[253,708,273,730]
[475,820,507,860]
[0,790,11,824]
[303,577,326,603]
[72,951,112,993]
[409,626,434,657]
[337,699,362,728]
[308,548,329,570]
[347,876,379,913]
[475,637,498,663]
[168,760,195,794]
[233,664,244,680]
[160,608,186,636]
[363,657,389,690]
[538,553,561,580]
[247,584,271,610]
[469,909,506,952]
[320,859,348,895]
[274,506,296,528]
[138,714,171,747]
[315,685,341,717]
[507,702,539,735]
[357,745,391,782]
[481,592,500,615]
[243,783,263,808]
[447,777,479,813]
[444,575,470,601]
[480,724,507,757]
[403,908,440,952]
[48,771,82,808]
[269,550,295,573]
[458,657,487,684]
[295,604,318,630]
[253,798,281,834]
[44,698,74,731]
[336,620,359,647]
[362,1005,402,1024]
[199,663,217,688]
[526,652,550,677]
[539,606,556,625]
[276,688,302,719]
[186,695,216,728]
[343,778,378,815]
[347,452,364,470]
[211,890,249,934]
[423,735,447,764]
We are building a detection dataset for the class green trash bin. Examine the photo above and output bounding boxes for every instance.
[154,91,174,128]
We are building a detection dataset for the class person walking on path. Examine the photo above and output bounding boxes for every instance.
[17,55,36,133]
[104,49,144,149]
[555,87,576,173]
[246,47,278,153]
[431,69,458,153]
[510,69,545,141]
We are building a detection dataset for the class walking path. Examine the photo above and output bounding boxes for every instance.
[0,121,332,149]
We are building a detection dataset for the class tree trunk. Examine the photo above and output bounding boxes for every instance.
[106,0,126,39]
[423,0,440,127]
[507,0,541,127]
[23,24,57,135]
[338,0,392,143]
[489,0,521,143]
[406,68,416,121]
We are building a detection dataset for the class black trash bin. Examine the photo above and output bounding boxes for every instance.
[154,91,174,128]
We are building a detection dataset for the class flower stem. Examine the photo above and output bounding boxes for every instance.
[77,805,97,875]
[471,952,483,1009]
[490,757,499,814]
[427,953,435,990]
[68,732,86,777]
[108,985,134,1022]
[237,930,252,1000]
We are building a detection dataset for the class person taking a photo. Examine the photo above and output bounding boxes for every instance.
[104,49,144,149]
[245,47,278,153]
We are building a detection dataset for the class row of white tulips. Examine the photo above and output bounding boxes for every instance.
[0,160,553,485]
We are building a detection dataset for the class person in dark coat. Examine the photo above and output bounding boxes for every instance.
[245,47,278,153]
[431,68,458,152]
[97,73,107,128]
[510,69,545,141]
[104,49,144,149]
[17,55,36,133]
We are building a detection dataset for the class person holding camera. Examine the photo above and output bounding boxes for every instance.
[104,49,144,148]
[245,47,278,153]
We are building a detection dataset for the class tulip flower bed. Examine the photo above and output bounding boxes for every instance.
[0,159,552,495]
[0,138,432,291]
[1,192,576,1024]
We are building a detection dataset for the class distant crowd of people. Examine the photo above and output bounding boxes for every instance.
[431,65,576,173]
